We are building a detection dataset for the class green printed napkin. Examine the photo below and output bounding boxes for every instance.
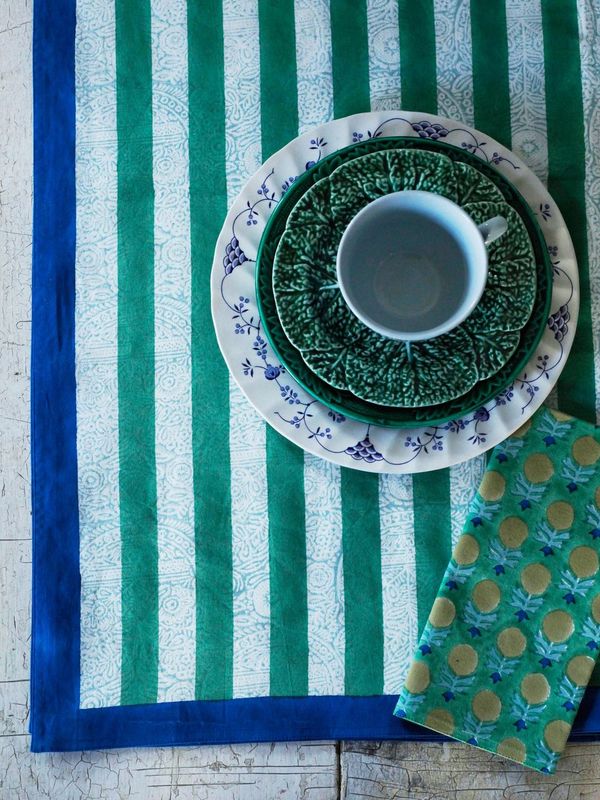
[394,406,600,773]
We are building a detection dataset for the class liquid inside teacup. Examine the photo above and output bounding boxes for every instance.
[336,191,488,342]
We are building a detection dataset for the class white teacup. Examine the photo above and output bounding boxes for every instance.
[336,191,507,345]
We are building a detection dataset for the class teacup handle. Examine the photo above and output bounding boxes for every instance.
[478,215,508,246]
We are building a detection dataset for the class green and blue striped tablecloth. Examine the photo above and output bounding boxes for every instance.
[31,0,600,750]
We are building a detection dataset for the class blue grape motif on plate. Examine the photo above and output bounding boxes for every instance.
[223,236,247,275]
[412,121,449,140]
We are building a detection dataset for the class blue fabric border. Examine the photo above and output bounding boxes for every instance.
[30,691,600,754]
[30,0,600,753]
[31,0,81,748]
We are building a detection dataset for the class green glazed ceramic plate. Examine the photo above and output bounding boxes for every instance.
[256,137,553,427]
[273,150,536,407]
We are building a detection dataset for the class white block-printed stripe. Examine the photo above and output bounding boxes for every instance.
[506,0,549,185]
[449,456,486,548]
[76,0,122,709]
[151,0,196,703]
[367,0,401,112]
[434,0,474,125]
[295,0,334,133]
[224,0,271,698]
[294,0,345,698]
[304,455,345,694]
[577,0,600,423]
[379,474,417,694]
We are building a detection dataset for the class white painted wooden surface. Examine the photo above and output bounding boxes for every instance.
[341,741,600,799]
[2,2,600,797]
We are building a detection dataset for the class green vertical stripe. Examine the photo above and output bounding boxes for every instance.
[398,0,451,632]
[544,2,597,684]
[331,0,370,117]
[115,0,158,704]
[258,0,308,696]
[470,0,511,148]
[330,1,383,694]
[188,0,233,700]
[265,436,307,695]
[468,0,513,626]
[259,0,299,150]
[341,469,384,695]
[398,0,437,113]
[412,473,452,633]
[542,0,593,423]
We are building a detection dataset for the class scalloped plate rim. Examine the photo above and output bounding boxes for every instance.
[210,111,579,474]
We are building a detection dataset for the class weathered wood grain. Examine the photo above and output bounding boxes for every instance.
[0,0,33,700]
[0,0,32,552]
[341,740,600,800]
[0,540,30,681]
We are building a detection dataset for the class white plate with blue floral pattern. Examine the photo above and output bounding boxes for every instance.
[211,111,578,474]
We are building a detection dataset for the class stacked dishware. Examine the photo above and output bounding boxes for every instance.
[255,137,553,429]
[212,112,577,473]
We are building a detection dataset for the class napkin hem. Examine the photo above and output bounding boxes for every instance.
[396,709,553,774]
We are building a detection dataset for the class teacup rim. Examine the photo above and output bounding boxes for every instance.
[335,190,489,342]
